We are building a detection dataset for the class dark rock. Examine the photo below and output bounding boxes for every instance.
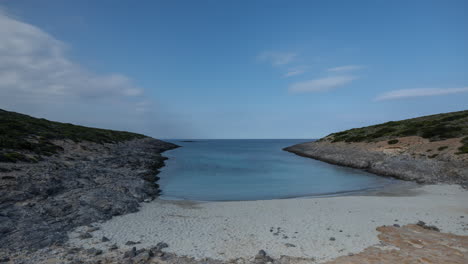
[416,221,440,232]
[254,249,273,263]
[330,237,336,241]
[155,242,169,251]
[393,224,400,227]
[285,243,296,247]
[101,236,110,242]
[256,250,267,258]
[0,257,10,262]
[125,240,140,245]
[86,248,103,256]
[109,244,118,250]
[124,247,137,258]
[0,138,178,252]
[79,232,92,239]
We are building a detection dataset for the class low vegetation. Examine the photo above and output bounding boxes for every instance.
[326,110,468,154]
[0,109,147,162]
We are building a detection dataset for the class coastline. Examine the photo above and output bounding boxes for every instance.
[0,137,178,252]
[284,137,468,187]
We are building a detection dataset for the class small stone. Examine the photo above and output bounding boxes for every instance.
[393,224,400,227]
[155,242,169,250]
[348,253,354,256]
[79,232,92,239]
[87,226,100,232]
[461,216,464,218]
[124,247,137,258]
[101,236,110,242]
[285,243,296,247]
[256,250,266,258]
[339,230,343,232]
[125,240,140,245]
[109,244,118,250]
[86,248,102,256]
[329,237,336,241]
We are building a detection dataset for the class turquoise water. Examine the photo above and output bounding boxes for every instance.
[158,139,399,201]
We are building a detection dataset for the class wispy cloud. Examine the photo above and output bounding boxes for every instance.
[283,66,307,77]
[375,87,468,101]
[328,65,363,72]
[289,75,358,93]
[257,51,297,66]
[0,9,191,137]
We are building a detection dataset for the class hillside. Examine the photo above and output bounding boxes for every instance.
[0,109,147,162]
[324,110,468,154]
[0,109,178,251]
[285,110,468,186]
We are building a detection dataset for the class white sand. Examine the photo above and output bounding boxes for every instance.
[69,184,468,263]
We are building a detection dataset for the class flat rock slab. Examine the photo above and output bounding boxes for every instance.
[325,224,468,263]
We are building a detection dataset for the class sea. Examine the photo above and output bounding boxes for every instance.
[158,139,401,201]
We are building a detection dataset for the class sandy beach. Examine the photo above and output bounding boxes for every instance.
[68,184,468,263]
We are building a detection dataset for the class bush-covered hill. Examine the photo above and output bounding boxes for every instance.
[325,110,468,154]
[0,109,147,162]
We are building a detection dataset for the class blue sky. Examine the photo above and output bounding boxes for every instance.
[0,0,467,139]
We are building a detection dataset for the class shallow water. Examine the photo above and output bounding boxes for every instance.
[158,139,401,201]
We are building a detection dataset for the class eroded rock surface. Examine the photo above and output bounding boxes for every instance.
[0,138,177,251]
[285,136,468,186]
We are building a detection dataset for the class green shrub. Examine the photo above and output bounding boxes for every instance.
[0,109,147,162]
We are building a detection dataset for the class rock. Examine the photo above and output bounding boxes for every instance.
[79,232,92,239]
[330,237,336,241]
[101,236,110,242]
[393,224,400,227]
[254,249,273,263]
[87,226,100,232]
[134,251,152,262]
[0,138,178,252]
[285,243,296,247]
[0,257,10,262]
[125,240,140,245]
[86,248,102,256]
[124,247,137,258]
[416,221,440,232]
[155,242,169,251]
[109,244,118,250]
[256,250,266,258]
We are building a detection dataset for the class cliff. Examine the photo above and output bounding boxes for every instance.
[0,109,178,250]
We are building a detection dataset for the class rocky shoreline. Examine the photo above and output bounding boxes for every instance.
[0,138,178,253]
[284,137,468,187]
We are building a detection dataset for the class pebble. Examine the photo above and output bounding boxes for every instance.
[330,237,336,241]
[101,236,110,242]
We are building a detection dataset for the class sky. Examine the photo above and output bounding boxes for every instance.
[0,0,467,139]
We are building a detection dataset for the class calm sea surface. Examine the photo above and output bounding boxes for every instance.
[158,139,400,201]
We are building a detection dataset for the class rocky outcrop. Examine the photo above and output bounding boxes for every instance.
[0,138,178,251]
[284,136,468,186]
